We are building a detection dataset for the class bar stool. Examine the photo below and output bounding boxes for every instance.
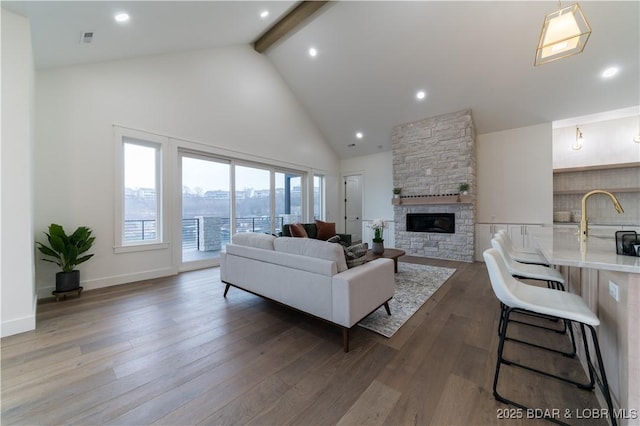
[496,229,544,256]
[491,237,572,347]
[491,237,564,290]
[494,232,549,266]
[483,248,617,426]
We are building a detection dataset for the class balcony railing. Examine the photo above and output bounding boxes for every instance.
[124,215,295,249]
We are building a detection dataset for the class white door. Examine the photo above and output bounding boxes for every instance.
[344,175,363,243]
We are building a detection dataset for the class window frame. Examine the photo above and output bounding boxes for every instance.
[114,126,170,253]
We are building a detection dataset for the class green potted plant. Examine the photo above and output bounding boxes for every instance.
[458,182,469,195]
[393,187,402,198]
[37,224,95,292]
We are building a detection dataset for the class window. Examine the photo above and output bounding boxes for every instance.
[314,174,325,220]
[275,171,302,231]
[123,141,160,242]
[114,127,168,252]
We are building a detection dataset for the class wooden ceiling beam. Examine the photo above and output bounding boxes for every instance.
[253,1,329,54]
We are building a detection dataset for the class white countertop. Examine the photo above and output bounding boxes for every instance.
[530,227,640,274]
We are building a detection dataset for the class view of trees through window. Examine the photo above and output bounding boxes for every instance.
[179,156,306,263]
[123,140,159,243]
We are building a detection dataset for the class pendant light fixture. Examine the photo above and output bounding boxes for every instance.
[535,2,591,66]
[572,127,584,150]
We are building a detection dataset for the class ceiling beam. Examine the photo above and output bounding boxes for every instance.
[253,1,329,54]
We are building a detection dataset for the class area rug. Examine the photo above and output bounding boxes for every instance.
[358,262,456,338]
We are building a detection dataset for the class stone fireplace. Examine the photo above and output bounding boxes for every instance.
[392,109,476,262]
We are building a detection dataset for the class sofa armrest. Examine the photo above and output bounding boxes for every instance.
[331,258,395,327]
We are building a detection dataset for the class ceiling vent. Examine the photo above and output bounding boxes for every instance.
[81,31,94,44]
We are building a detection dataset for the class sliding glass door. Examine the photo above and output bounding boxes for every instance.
[179,151,311,268]
[180,153,231,265]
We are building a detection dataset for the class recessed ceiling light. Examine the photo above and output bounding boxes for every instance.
[114,13,130,23]
[355,132,363,139]
[260,10,269,19]
[601,67,619,78]
[308,47,318,57]
[416,90,427,100]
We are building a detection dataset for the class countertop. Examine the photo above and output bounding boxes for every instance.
[529,227,640,274]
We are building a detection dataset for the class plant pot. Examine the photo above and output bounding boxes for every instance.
[372,241,384,255]
[56,270,80,292]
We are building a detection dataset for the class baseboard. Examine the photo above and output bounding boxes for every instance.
[1,297,37,337]
[37,267,176,299]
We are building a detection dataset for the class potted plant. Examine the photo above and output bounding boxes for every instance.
[370,219,385,254]
[37,224,95,292]
[458,183,469,195]
[393,187,402,198]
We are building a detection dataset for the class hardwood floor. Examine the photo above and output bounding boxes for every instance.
[1,258,607,425]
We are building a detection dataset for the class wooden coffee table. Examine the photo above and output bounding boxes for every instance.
[366,248,406,273]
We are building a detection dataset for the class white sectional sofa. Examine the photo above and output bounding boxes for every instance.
[220,233,395,352]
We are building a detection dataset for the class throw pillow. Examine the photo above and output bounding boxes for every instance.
[289,223,308,238]
[326,235,341,244]
[344,242,369,268]
[315,219,337,240]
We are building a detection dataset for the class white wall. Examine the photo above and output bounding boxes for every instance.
[34,45,340,297]
[476,123,553,225]
[553,114,640,169]
[341,151,395,246]
[1,9,36,336]
[341,124,555,244]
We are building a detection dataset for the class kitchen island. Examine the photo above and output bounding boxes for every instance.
[530,227,639,424]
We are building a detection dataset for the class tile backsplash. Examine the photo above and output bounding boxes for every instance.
[553,165,639,225]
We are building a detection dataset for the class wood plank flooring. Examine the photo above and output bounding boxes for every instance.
[1,257,608,425]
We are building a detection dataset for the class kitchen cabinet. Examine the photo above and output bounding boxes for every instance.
[475,223,541,261]
[508,224,542,249]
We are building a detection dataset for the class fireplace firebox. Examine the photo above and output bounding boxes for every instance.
[406,213,455,234]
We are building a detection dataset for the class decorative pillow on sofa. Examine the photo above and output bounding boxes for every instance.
[344,242,369,268]
[315,219,337,240]
[289,223,308,238]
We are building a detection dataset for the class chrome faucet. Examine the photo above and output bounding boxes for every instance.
[580,190,624,239]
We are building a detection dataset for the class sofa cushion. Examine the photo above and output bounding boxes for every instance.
[289,223,309,238]
[231,232,276,250]
[274,237,348,273]
[344,242,369,268]
[315,219,337,240]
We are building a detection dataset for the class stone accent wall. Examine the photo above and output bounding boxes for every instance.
[392,110,476,262]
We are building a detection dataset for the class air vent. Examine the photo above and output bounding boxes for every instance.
[81,31,94,44]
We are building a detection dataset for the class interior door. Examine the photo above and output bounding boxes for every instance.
[344,175,363,243]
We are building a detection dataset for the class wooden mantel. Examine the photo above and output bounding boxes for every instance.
[392,194,471,205]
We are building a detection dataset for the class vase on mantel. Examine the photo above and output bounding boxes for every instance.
[372,240,384,255]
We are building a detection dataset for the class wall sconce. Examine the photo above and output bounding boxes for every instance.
[572,127,584,150]
[535,2,591,66]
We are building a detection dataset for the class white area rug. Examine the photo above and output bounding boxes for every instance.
[358,262,456,338]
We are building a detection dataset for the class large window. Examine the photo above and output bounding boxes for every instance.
[313,174,325,220]
[123,141,160,243]
[114,127,168,251]
[181,154,231,263]
[276,171,302,230]
[234,165,272,234]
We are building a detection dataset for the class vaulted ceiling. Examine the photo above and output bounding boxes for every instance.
[4,1,639,158]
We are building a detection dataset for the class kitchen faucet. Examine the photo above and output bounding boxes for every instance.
[580,190,624,240]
